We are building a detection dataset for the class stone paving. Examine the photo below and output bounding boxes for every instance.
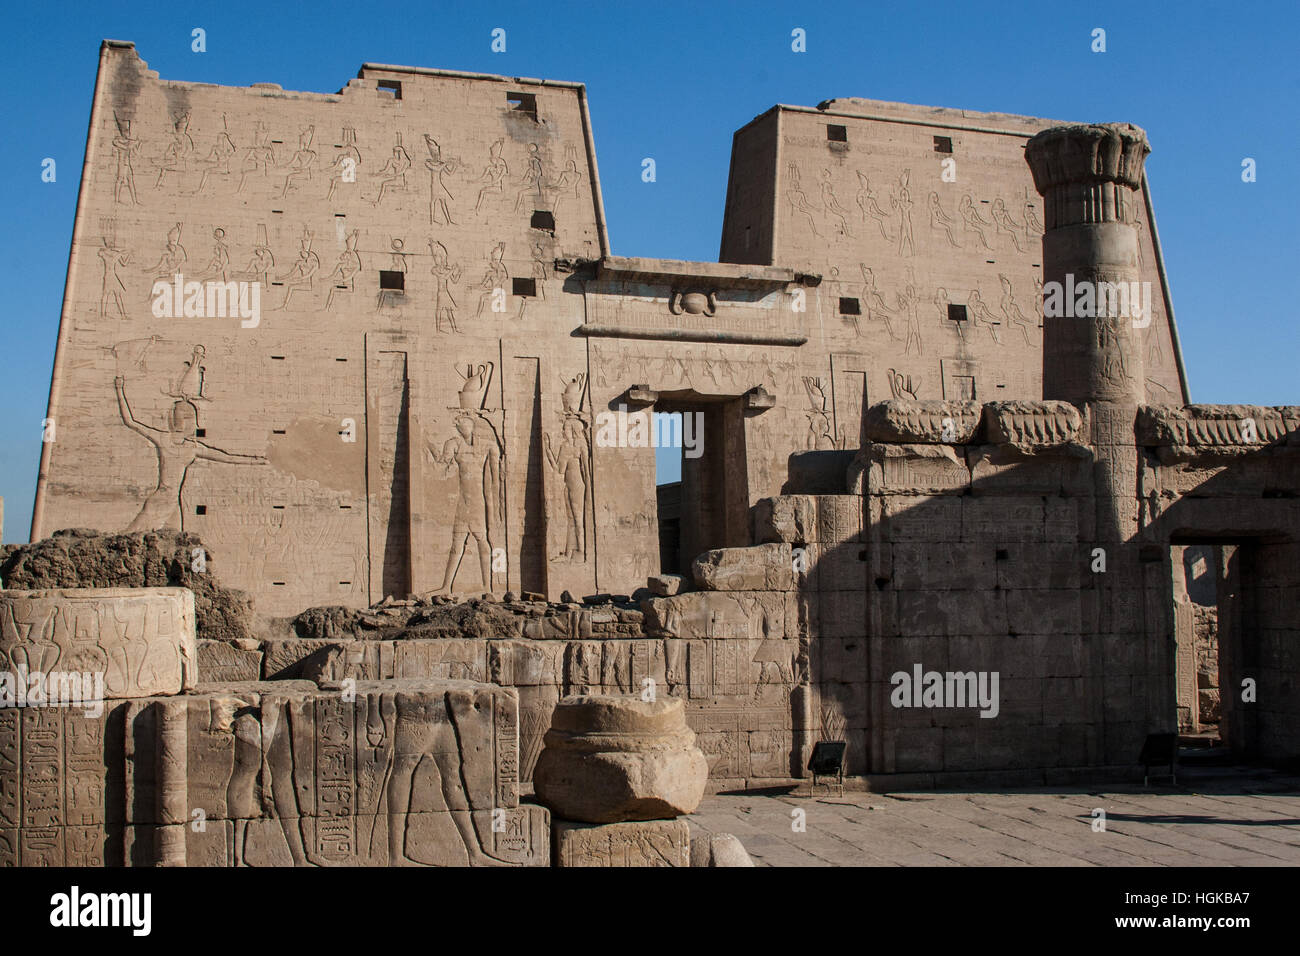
[685,767,1300,866]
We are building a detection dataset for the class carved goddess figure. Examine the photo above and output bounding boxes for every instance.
[545,417,589,561]
[475,139,509,212]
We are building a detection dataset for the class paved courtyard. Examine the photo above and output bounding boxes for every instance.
[685,767,1300,866]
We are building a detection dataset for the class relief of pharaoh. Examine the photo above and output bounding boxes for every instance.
[114,351,266,531]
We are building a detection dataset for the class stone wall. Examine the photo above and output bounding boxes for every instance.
[0,588,545,866]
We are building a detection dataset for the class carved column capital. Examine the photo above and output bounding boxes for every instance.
[1025,123,1151,228]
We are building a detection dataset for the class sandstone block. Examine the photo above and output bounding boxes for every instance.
[0,587,196,699]
[198,640,263,683]
[865,399,982,444]
[983,400,1085,451]
[692,543,793,592]
[754,495,818,544]
[646,574,685,597]
[690,832,755,867]
[553,818,690,867]
[533,695,708,823]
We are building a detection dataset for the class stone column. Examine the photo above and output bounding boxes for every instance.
[1026,122,1150,407]
[1026,123,1151,547]
[1026,125,1158,757]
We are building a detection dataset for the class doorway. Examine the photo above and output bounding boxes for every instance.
[652,395,749,574]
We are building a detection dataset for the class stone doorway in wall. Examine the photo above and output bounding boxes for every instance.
[652,393,750,575]
[1172,543,1226,750]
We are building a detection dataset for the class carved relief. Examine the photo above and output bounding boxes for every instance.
[928,191,960,247]
[430,364,504,594]
[192,115,236,195]
[668,289,717,316]
[377,238,408,312]
[325,230,361,310]
[475,139,509,212]
[278,125,317,198]
[998,273,1037,347]
[958,194,992,249]
[146,223,187,288]
[0,589,196,701]
[896,283,923,356]
[238,224,273,287]
[153,111,194,190]
[277,227,320,310]
[819,168,853,238]
[236,122,276,194]
[111,114,141,205]
[786,164,821,236]
[548,147,584,216]
[991,197,1024,251]
[326,126,361,201]
[423,134,463,225]
[887,368,922,400]
[474,242,507,319]
[426,238,462,330]
[855,172,893,241]
[370,133,411,205]
[860,265,899,341]
[514,143,545,212]
[114,349,266,532]
[968,288,1002,344]
[97,234,131,320]
[546,374,591,563]
[197,228,230,282]
[802,377,835,450]
[890,169,915,257]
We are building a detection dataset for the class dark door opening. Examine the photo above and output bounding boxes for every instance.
[654,412,683,574]
[1173,543,1226,748]
[652,396,749,574]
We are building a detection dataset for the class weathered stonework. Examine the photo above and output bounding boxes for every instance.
[533,695,708,824]
[4,42,1299,869]
[0,587,196,698]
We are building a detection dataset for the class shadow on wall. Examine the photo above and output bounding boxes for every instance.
[786,429,1300,782]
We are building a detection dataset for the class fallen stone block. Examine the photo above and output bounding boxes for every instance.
[647,574,685,597]
[865,399,982,444]
[690,832,755,867]
[692,543,793,591]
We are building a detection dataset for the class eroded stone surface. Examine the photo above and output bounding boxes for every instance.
[0,587,196,698]
[553,818,690,867]
[692,543,794,592]
[0,678,544,866]
[0,530,253,643]
[690,832,754,867]
[533,695,708,823]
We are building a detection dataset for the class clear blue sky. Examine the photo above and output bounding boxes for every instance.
[2,0,1296,542]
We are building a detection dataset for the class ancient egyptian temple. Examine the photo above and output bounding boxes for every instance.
[0,40,1295,866]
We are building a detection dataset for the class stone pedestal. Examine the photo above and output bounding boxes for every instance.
[533,695,708,824]
[553,818,690,867]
